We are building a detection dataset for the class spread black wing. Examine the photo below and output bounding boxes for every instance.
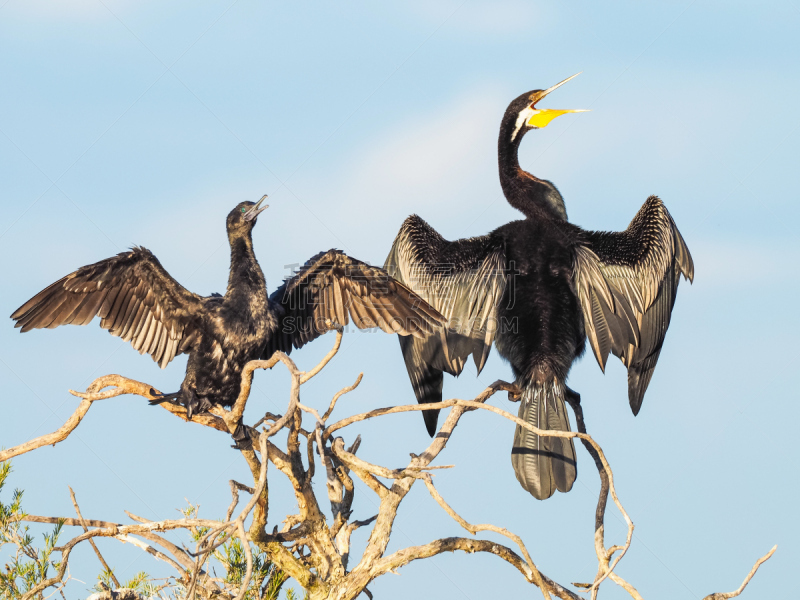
[384,215,507,435]
[11,247,206,368]
[263,249,445,358]
[573,195,694,414]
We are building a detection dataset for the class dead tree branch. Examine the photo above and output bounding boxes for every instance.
[702,546,777,600]
[1,328,777,600]
[68,486,120,588]
[419,474,550,596]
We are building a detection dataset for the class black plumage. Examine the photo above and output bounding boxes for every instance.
[385,75,694,500]
[11,197,445,431]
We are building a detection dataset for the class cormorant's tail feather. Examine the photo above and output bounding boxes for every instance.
[148,390,212,421]
[511,381,577,500]
[148,391,180,406]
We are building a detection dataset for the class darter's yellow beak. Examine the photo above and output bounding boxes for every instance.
[527,73,589,128]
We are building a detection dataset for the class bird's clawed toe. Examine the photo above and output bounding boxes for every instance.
[507,385,523,402]
[185,391,213,420]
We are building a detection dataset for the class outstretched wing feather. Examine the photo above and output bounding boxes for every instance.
[11,247,205,368]
[383,215,507,435]
[574,195,693,413]
[263,249,445,357]
[384,214,507,378]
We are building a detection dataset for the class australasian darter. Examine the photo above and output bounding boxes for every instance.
[385,75,694,500]
[11,197,445,444]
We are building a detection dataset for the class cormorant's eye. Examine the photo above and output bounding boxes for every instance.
[241,207,246,213]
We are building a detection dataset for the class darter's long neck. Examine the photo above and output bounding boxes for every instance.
[497,119,568,221]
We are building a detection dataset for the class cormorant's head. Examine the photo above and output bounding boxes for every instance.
[227,195,268,233]
[505,73,588,143]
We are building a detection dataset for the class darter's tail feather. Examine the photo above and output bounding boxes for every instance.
[511,381,577,500]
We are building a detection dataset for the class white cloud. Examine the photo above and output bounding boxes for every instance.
[275,89,516,258]
[340,92,502,208]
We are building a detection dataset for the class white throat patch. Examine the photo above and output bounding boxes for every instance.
[511,106,536,142]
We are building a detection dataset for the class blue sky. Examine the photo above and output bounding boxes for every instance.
[1,1,798,598]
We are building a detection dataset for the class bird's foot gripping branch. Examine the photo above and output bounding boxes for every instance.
[0,330,776,600]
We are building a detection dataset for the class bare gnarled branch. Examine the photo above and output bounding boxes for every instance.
[702,545,777,600]
[419,475,550,597]
[4,328,777,600]
[68,486,119,588]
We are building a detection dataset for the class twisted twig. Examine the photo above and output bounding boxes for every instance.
[420,475,551,599]
[702,545,777,600]
[68,487,119,588]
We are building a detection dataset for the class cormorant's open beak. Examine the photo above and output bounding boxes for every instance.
[527,73,589,128]
[244,195,269,221]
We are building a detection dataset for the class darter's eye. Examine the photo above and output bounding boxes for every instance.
[241,207,246,213]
